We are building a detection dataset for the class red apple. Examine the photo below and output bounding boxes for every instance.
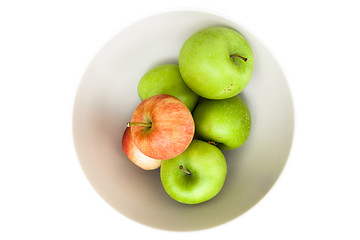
[122,128,161,170]
[128,94,195,160]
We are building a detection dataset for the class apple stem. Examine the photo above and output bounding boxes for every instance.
[230,54,247,62]
[179,165,191,175]
[208,141,217,146]
[127,122,152,127]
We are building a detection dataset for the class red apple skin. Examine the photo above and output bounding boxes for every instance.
[130,94,195,160]
[122,128,162,170]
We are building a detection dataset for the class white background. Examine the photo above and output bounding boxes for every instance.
[1,0,359,239]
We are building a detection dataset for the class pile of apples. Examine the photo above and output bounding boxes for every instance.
[122,26,254,204]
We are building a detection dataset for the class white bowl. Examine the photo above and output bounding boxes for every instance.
[73,9,294,231]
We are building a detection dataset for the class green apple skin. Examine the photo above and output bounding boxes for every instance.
[160,140,227,204]
[138,64,199,111]
[193,95,251,150]
[179,26,254,100]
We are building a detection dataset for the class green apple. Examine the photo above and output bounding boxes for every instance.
[179,26,254,99]
[137,64,199,111]
[160,140,227,204]
[193,95,251,150]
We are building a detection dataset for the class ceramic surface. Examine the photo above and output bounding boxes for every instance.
[73,10,294,231]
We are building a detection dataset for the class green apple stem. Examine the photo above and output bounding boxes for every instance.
[207,141,217,146]
[230,54,247,62]
[179,165,191,175]
[127,122,152,127]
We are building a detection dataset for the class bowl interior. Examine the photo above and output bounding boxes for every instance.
[73,10,294,231]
